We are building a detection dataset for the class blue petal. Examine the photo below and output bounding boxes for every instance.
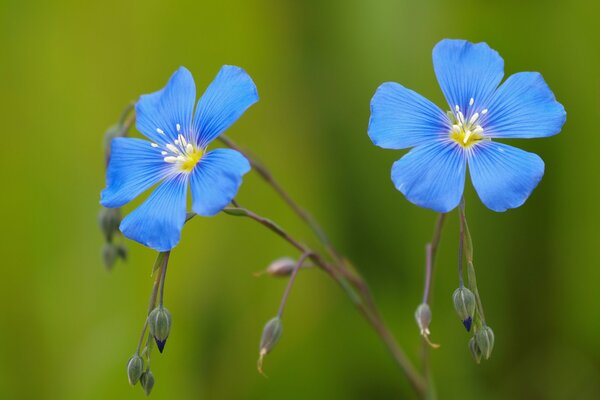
[190,148,251,216]
[391,140,466,212]
[433,39,504,112]
[194,65,258,148]
[135,67,196,145]
[101,138,170,208]
[120,175,188,251]
[468,141,544,212]
[368,82,450,150]
[481,72,566,139]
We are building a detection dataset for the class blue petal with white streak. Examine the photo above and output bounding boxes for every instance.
[391,140,467,212]
[482,72,566,139]
[368,82,449,150]
[135,67,196,145]
[101,138,169,208]
[468,141,545,212]
[120,175,189,252]
[433,39,504,112]
[194,65,259,148]
[191,149,251,216]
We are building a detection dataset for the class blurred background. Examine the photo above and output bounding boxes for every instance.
[1,0,599,399]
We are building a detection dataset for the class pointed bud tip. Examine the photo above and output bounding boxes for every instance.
[155,338,167,353]
[463,317,473,332]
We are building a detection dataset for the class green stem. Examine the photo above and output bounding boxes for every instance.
[218,206,426,397]
[277,252,311,318]
[136,252,168,354]
[219,135,340,262]
[458,199,486,324]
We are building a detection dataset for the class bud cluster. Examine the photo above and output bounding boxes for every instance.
[98,207,127,270]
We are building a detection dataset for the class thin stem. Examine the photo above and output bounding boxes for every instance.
[277,252,311,318]
[219,135,340,261]
[159,252,170,307]
[458,199,486,324]
[221,205,426,397]
[458,209,465,287]
[136,253,167,353]
[422,213,446,304]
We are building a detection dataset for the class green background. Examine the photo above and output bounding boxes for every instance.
[1,0,599,398]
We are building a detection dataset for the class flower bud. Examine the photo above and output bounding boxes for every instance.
[116,243,128,262]
[98,207,121,242]
[140,370,155,396]
[257,317,283,375]
[475,325,495,360]
[414,303,432,336]
[126,354,144,385]
[102,243,118,270]
[452,287,476,331]
[414,303,440,348]
[265,257,297,277]
[468,336,482,364]
[148,306,172,353]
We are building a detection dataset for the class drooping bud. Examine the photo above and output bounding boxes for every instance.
[116,243,128,262]
[257,316,283,375]
[468,337,482,364]
[102,243,119,270]
[475,325,495,360]
[414,303,440,348]
[255,257,297,277]
[452,287,476,331]
[414,303,431,336]
[98,207,121,242]
[127,354,144,385]
[140,370,155,396]
[148,306,172,353]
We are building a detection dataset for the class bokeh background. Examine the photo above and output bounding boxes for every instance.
[1,0,599,399]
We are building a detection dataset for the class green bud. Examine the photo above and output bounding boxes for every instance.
[468,336,482,364]
[475,325,495,360]
[102,243,118,270]
[257,317,283,375]
[414,303,440,348]
[116,243,128,261]
[266,257,296,277]
[452,287,476,331]
[127,354,144,385]
[148,306,172,353]
[140,371,155,396]
[98,207,121,242]
[414,303,432,337]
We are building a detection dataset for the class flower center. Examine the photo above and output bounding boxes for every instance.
[153,126,203,173]
[448,98,487,148]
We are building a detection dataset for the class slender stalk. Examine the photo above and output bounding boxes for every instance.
[159,252,170,307]
[458,199,486,324]
[423,214,446,304]
[136,252,168,353]
[458,210,465,287]
[277,252,311,318]
[219,135,340,261]
[221,205,426,397]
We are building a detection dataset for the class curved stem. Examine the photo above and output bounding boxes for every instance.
[219,135,340,261]
[423,213,446,304]
[277,252,311,318]
[220,206,426,397]
[216,136,426,396]
[136,252,168,353]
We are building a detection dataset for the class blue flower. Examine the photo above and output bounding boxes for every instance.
[101,66,257,251]
[368,39,566,212]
